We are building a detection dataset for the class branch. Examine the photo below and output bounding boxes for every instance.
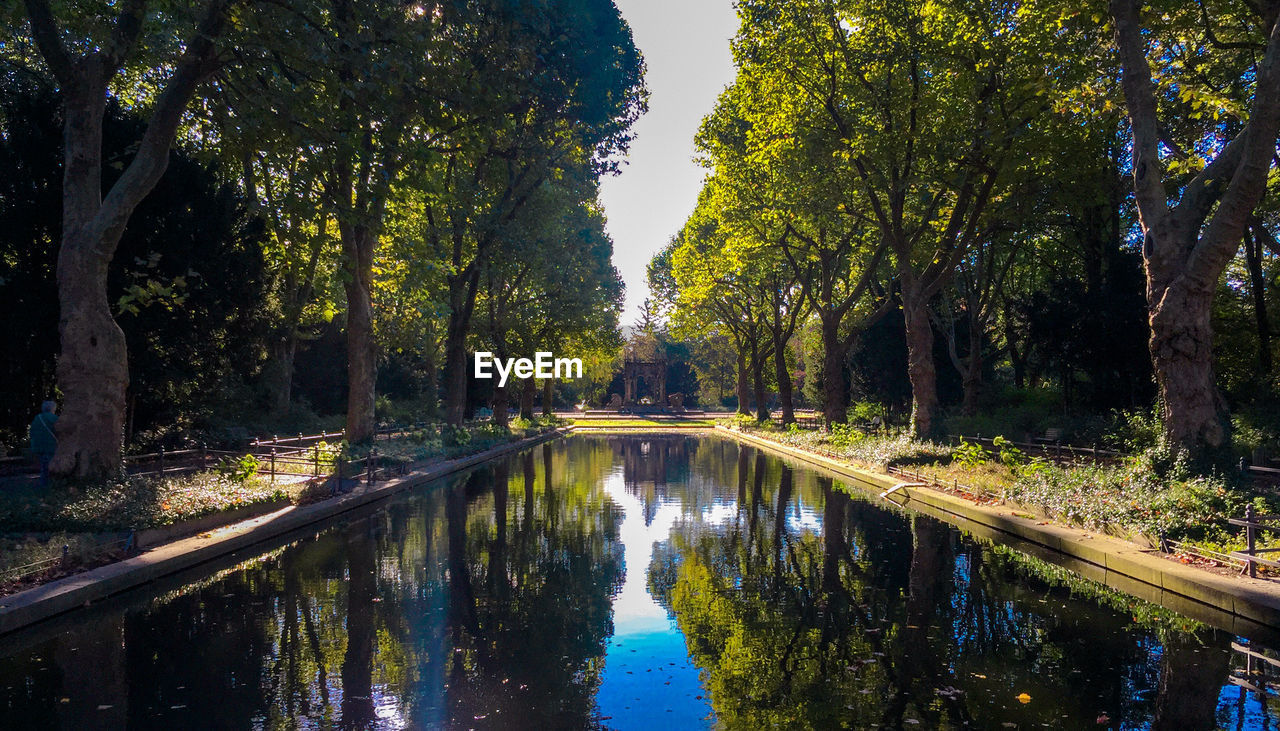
[94,0,236,245]
[104,0,148,74]
[21,0,74,84]
[1191,12,1280,285]
[1110,0,1173,240]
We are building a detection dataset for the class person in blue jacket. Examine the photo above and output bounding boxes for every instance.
[29,400,58,486]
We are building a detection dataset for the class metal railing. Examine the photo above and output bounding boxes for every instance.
[767,409,824,429]
[1,532,135,589]
[947,433,1122,463]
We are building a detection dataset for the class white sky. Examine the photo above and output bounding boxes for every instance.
[599,0,739,326]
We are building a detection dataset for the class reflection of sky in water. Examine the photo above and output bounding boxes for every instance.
[595,467,714,729]
[593,456,825,730]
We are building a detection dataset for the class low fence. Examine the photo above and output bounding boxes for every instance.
[3,420,489,481]
[767,409,824,429]
[947,433,1122,464]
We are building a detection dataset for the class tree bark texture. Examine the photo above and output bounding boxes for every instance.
[520,378,536,420]
[736,348,751,415]
[821,315,849,426]
[491,384,508,428]
[443,268,481,426]
[774,343,794,426]
[542,377,554,416]
[341,224,377,443]
[902,287,939,438]
[751,342,769,422]
[22,0,234,478]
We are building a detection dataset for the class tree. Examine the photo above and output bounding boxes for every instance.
[667,194,774,417]
[0,67,271,448]
[735,0,1051,437]
[18,0,241,477]
[1110,0,1280,456]
[476,176,623,425]
[432,0,645,426]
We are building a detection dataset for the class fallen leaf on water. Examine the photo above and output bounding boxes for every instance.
[1097,713,1111,724]
[1017,692,1032,704]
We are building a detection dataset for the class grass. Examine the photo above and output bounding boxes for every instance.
[729,419,1267,549]
[0,472,292,534]
[570,418,715,428]
[361,415,562,463]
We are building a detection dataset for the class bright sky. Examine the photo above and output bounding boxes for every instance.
[600,0,739,326]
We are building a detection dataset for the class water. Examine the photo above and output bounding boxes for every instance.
[1,434,1279,729]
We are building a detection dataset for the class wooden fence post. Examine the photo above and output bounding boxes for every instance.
[158,447,165,477]
[270,447,277,485]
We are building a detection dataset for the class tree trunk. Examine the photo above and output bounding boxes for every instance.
[774,338,795,425]
[902,287,939,439]
[1148,281,1227,449]
[1245,228,1273,375]
[443,269,480,426]
[520,377,535,420]
[341,224,377,443]
[1111,0,1280,457]
[491,384,508,428]
[542,377,554,417]
[26,0,232,480]
[53,241,131,479]
[265,333,298,417]
[751,343,768,422]
[820,315,848,426]
[960,312,983,417]
[736,347,751,415]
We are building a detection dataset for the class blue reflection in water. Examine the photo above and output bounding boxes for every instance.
[595,466,714,728]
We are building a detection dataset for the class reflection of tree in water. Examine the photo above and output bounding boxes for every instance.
[646,443,1240,729]
[0,438,625,730]
[0,438,1267,729]
[613,435,698,526]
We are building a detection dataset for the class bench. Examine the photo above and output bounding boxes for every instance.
[1032,428,1063,445]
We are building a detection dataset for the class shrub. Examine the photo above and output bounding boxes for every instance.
[216,453,261,483]
[953,438,989,468]
[442,424,471,447]
[828,423,864,449]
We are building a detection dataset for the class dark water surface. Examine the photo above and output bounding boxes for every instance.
[2,434,1280,729]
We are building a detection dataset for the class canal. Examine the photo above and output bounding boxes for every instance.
[1,434,1279,729]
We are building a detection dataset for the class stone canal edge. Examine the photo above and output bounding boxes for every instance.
[717,425,1280,642]
[7,423,1280,643]
[0,427,571,636]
